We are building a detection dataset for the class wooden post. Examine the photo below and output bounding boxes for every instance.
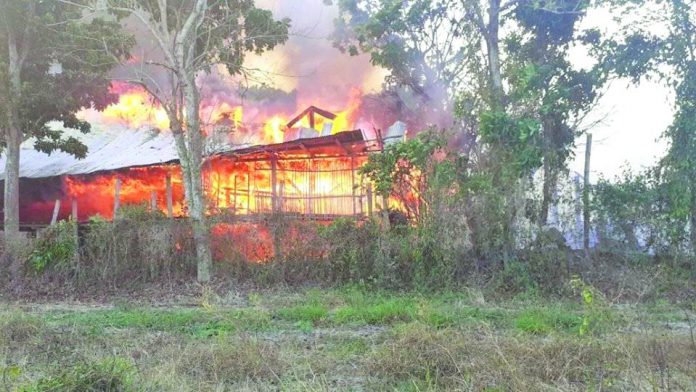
[71,198,78,222]
[247,170,251,214]
[165,174,173,218]
[50,199,61,225]
[270,157,278,213]
[113,177,121,219]
[150,191,157,212]
[583,133,592,261]
[350,155,357,216]
[233,175,238,213]
[71,198,79,268]
[278,181,285,213]
[366,184,373,217]
[382,195,390,230]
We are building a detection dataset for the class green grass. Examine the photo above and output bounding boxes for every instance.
[1,288,694,391]
[276,304,329,324]
[333,297,416,325]
[43,307,272,337]
[514,307,583,334]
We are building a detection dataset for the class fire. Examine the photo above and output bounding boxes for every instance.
[95,82,365,148]
[63,166,186,220]
[262,116,287,144]
[101,91,170,130]
[294,89,363,134]
[207,102,243,127]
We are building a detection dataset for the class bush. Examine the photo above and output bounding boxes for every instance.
[79,212,195,284]
[27,221,76,274]
[319,218,381,283]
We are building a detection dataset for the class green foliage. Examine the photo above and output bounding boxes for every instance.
[360,131,450,195]
[332,0,475,107]
[27,221,76,274]
[479,111,543,174]
[570,277,613,336]
[118,203,166,221]
[319,218,381,283]
[0,1,133,154]
[593,168,691,255]
[597,0,696,258]
[493,260,538,295]
[359,131,457,223]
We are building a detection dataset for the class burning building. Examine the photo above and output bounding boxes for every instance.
[0,104,406,228]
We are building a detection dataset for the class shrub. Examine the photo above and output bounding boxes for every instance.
[27,221,76,274]
[79,213,195,284]
[319,218,380,283]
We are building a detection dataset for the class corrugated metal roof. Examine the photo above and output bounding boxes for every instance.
[0,125,184,180]
[0,124,372,180]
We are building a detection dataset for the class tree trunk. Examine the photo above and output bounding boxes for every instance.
[3,125,21,238]
[486,0,504,109]
[540,152,559,227]
[182,77,212,283]
[690,176,696,257]
[3,26,25,244]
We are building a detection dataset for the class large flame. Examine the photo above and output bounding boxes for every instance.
[101,90,170,130]
[95,83,364,145]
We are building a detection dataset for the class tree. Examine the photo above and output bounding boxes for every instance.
[507,1,606,226]
[605,0,696,255]
[0,1,132,244]
[97,0,289,282]
[332,0,608,263]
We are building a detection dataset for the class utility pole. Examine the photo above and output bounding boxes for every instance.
[583,133,592,261]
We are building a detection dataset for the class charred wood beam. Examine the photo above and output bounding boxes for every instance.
[286,106,337,128]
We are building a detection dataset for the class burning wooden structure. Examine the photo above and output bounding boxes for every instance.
[3,106,395,227]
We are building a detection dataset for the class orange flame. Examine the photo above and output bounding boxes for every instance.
[101,91,170,130]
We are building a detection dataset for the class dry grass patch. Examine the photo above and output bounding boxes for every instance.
[367,322,696,391]
[176,336,286,387]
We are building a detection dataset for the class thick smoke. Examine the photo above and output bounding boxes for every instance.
[81,1,457,143]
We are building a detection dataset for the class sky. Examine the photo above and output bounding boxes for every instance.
[566,7,673,179]
[251,1,674,179]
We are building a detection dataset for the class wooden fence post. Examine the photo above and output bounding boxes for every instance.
[382,195,390,230]
[350,155,357,216]
[166,173,173,218]
[366,184,373,218]
[50,199,61,225]
[113,177,121,219]
[270,157,278,213]
[71,198,80,269]
[71,198,78,222]
[150,191,157,212]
